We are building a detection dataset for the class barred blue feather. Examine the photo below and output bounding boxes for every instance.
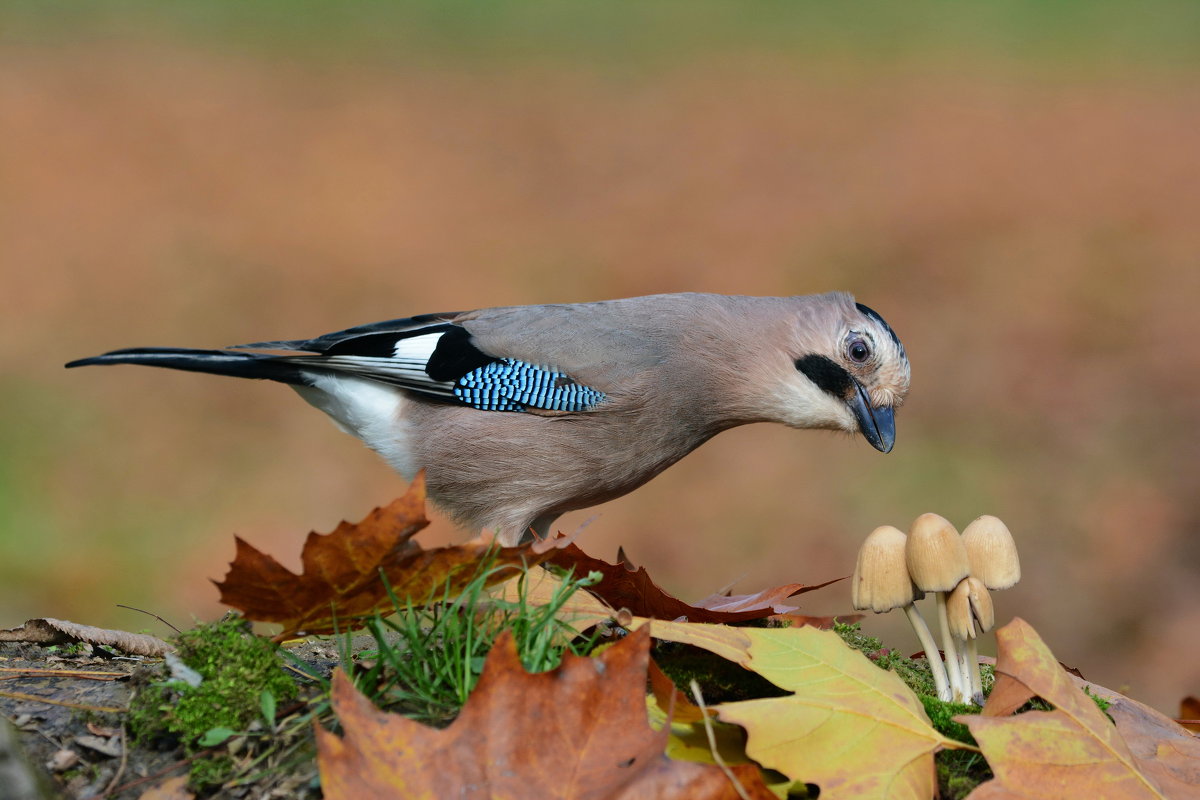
[454,359,606,412]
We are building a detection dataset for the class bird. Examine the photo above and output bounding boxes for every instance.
[67,292,910,546]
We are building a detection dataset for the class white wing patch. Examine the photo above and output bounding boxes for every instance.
[392,333,443,361]
[283,330,456,396]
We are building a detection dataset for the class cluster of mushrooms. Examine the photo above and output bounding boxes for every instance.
[851,513,1020,705]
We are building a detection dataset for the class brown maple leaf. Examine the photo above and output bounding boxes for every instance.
[215,475,557,639]
[547,544,844,624]
[316,626,777,799]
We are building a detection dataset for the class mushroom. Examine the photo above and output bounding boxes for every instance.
[947,576,994,705]
[906,513,971,703]
[851,525,950,701]
[961,515,1018,703]
[961,515,1021,591]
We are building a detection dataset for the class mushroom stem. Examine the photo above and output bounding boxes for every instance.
[954,636,973,705]
[966,637,984,705]
[935,591,964,702]
[902,602,950,701]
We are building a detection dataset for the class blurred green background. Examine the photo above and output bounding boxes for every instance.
[2,1,1198,715]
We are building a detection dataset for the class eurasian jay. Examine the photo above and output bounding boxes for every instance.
[67,292,910,545]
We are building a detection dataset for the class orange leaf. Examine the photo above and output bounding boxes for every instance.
[548,544,842,623]
[215,475,556,639]
[1085,687,1200,797]
[316,627,777,800]
[962,617,1185,799]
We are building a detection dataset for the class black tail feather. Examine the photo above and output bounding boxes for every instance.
[65,347,308,385]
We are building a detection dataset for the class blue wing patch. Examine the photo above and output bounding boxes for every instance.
[454,359,606,412]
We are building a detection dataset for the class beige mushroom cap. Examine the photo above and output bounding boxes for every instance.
[906,513,970,592]
[852,525,917,613]
[961,515,1021,590]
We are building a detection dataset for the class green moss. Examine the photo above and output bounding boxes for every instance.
[937,749,992,800]
[128,616,297,789]
[919,695,978,744]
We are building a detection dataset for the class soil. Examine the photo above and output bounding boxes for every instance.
[0,640,345,800]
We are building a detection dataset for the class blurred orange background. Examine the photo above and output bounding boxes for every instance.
[2,3,1197,715]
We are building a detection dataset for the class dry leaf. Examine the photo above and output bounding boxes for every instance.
[962,617,1183,799]
[316,626,776,799]
[491,568,616,633]
[0,618,172,657]
[216,475,560,639]
[73,733,122,758]
[136,775,194,800]
[547,544,840,623]
[1102,691,1200,796]
[640,620,958,799]
[691,576,847,616]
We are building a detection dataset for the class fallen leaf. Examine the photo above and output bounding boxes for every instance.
[216,475,560,639]
[962,617,1179,799]
[691,576,847,616]
[629,618,754,665]
[0,618,172,657]
[547,544,841,623]
[641,620,958,799]
[718,627,956,799]
[136,775,194,800]
[73,733,122,758]
[491,567,616,633]
[1103,691,1200,796]
[317,626,776,799]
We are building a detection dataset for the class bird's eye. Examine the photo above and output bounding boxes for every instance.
[848,338,871,363]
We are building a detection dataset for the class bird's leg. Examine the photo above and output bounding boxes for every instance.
[525,513,558,544]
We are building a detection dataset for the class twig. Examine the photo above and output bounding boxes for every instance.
[1,668,127,680]
[116,604,182,635]
[97,724,128,798]
[689,679,752,800]
[0,689,124,714]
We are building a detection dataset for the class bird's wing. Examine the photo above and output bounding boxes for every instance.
[245,316,610,413]
[229,311,464,353]
[234,295,723,412]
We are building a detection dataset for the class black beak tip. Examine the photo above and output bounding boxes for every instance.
[866,404,896,453]
[850,384,896,453]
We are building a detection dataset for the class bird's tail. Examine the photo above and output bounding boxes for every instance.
[65,347,308,385]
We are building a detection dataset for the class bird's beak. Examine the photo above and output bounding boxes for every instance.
[849,382,895,453]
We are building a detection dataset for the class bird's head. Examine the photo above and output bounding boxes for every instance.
[769,293,910,452]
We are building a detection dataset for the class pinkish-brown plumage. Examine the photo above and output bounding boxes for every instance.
[68,292,910,544]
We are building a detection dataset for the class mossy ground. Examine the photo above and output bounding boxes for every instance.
[127,615,298,790]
